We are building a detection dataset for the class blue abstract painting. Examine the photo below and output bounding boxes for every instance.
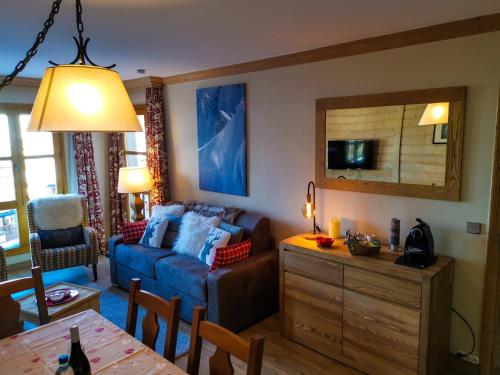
[197,83,247,196]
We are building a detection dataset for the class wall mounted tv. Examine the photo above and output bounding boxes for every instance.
[328,140,376,170]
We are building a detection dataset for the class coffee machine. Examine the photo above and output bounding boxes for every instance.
[395,218,437,269]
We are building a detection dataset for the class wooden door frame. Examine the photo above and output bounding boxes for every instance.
[479,88,500,374]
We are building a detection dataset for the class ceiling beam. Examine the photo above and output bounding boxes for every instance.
[162,12,500,85]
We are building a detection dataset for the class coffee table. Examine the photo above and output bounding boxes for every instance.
[19,282,101,325]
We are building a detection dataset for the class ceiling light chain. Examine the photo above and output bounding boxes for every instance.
[48,0,116,69]
[0,0,62,90]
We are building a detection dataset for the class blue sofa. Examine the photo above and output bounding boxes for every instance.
[108,209,278,332]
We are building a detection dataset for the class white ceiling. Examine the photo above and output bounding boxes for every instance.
[1,0,499,80]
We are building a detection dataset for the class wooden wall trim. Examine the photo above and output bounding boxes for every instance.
[162,13,500,85]
[124,76,163,89]
[479,89,500,375]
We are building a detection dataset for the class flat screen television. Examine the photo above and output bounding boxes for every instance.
[328,140,375,170]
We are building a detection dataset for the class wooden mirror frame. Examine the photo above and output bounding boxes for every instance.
[315,86,466,201]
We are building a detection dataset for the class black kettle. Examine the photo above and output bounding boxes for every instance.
[395,218,438,269]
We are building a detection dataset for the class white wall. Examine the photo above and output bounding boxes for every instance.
[165,32,500,357]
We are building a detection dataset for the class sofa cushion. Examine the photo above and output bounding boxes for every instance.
[219,221,244,245]
[115,243,174,278]
[155,254,209,302]
[39,225,84,249]
[173,212,221,257]
[161,215,183,248]
[122,221,148,244]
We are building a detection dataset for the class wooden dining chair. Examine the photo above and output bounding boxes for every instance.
[187,306,265,375]
[125,278,181,362]
[0,266,48,339]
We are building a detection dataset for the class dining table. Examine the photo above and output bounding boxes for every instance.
[0,309,187,374]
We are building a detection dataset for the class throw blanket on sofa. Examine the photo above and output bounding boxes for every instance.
[183,200,244,224]
[31,194,84,230]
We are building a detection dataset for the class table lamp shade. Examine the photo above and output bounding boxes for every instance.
[28,65,142,132]
[118,166,153,194]
[418,102,449,126]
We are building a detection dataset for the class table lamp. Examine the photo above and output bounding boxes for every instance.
[118,166,153,221]
[302,181,322,240]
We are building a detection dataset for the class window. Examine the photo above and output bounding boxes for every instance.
[0,104,66,255]
[125,110,146,167]
[124,106,149,218]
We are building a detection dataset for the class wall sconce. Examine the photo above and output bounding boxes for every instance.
[302,181,321,240]
[418,102,449,126]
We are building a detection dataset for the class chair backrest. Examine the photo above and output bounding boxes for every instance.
[125,278,181,362]
[27,194,89,233]
[0,266,48,339]
[187,306,265,375]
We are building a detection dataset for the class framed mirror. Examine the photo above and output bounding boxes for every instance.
[315,87,465,201]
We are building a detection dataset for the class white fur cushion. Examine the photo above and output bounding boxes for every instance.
[173,212,221,257]
[198,227,231,267]
[151,204,185,218]
[139,216,169,248]
[31,194,84,230]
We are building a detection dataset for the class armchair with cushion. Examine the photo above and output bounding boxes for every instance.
[27,194,99,281]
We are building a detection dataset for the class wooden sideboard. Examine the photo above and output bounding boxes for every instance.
[279,235,454,375]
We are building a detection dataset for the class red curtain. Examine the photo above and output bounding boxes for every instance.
[145,87,170,206]
[72,132,107,253]
[108,132,127,236]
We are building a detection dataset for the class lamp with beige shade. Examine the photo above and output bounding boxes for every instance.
[118,166,153,222]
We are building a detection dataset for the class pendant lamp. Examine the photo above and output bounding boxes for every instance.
[0,0,141,133]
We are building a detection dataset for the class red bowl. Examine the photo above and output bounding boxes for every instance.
[316,236,334,248]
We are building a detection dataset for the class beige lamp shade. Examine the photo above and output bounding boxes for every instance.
[28,65,142,132]
[118,166,153,194]
[418,102,449,126]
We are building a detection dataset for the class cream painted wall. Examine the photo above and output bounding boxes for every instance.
[165,32,500,357]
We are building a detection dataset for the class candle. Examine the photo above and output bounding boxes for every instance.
[329,217,341,239]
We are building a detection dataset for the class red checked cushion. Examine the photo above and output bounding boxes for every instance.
[122,221,148,244]
[210,239,252,272]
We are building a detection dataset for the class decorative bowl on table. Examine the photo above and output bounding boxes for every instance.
[45,288,79,306]
[344,229,381,256]
[315,236,334,248]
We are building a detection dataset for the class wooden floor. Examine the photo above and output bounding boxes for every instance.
[176,315,362,375]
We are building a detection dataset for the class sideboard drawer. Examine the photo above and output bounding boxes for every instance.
[283,249,343,286]
[283,271,343,358]
[343,290,420,375]
[344,266,422,308]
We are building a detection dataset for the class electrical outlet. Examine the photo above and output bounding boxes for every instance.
[466,222,481,234]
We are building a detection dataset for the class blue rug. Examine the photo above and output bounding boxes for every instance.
[14,265,190,358]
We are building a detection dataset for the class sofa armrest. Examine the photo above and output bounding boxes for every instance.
[207,249,279,332]
[30,232,43,268]
[108,234,124,285]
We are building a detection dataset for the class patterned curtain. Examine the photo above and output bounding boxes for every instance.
[72,132,106,254]
[108,133,127,236]
[145,87,170,206]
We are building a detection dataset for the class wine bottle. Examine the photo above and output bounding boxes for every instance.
[68,325,91,375]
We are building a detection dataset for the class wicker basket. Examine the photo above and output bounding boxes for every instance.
[346,242,381,256]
